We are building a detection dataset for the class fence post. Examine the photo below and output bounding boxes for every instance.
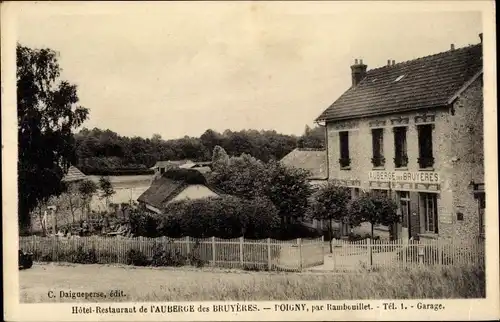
[321,235,325,258]
[239,237,244,267]
[418,241,424,266]
[267,238,271,270]
[367,238,372,268]
[438,240,443,267]
[402,239,407,268]
[186,236,190,255]
[211,236,216,266]
[298,238,302,271]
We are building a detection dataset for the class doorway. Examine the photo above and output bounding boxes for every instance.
[398,191,411,239]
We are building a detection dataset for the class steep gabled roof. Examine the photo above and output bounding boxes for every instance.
[316,43,483,122]
[280,148,328,180]
[62,166,87,182]
[137,177,187,210]
[137,168,217,210]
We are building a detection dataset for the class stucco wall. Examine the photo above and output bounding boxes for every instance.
[168,185,219,203]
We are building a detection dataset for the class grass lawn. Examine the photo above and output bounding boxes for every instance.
[19,262,485,302]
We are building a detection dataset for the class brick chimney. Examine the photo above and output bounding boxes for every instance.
[351,58,367,87]
[479,33,483,43]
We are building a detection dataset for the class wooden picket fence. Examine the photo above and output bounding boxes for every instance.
[19,235,325,271]
[323,237,485,271]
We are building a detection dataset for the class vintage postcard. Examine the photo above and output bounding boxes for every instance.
[2,1,499,321]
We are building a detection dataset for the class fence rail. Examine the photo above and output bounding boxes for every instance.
[323,237,485,271]
[19,235,325,271]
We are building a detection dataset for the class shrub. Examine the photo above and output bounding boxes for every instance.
[126,249,150,266]
[160,195,280,239]
[187,240,207,268]
[129,210,162,238]
[74,246,98,264]
[97,251,118,264]
[40,253,53,262]
[162,168,207,184]
[243,264,269,272]
[151,244,186,267]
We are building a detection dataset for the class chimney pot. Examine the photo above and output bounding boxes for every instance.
[351,59,368,87]
[392,60,395,66]
[450,44,455,50]
[387,60,391,66]
[479,33,483,43]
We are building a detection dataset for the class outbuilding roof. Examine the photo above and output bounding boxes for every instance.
[62,166,87,182]
[316,43,483,122]
[280,148,328,180]
[137,168,218,210]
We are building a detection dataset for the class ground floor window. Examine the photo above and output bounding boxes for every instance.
[420,192,438,234]
[352,187,360,199]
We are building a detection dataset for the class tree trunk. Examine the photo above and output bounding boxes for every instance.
[38,206,46,236]
[68,195,75,225]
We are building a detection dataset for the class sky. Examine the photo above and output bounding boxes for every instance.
[14,2,483,140]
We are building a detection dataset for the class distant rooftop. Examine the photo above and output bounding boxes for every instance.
[280,148,327,180]
[62,166,86,182]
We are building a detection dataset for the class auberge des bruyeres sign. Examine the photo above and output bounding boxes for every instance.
[368,170,440,183]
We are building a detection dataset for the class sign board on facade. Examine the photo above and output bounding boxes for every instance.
[369,171,440,184]
[439,213,453,224]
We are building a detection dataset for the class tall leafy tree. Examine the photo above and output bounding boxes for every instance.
[298,124,326,149]
[98,176,116,208]
[348,192,400,239]
[262,160,312,228]
[211,145,230,172]
[308,183,352,253]
[78,179,98,221]
[17,44,88,233]
[208,153,312,230]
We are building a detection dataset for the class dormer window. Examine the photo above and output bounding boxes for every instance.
[394,75,405,82]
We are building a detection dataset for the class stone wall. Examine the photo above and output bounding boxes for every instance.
[325,76,483,239]
[439,77,484,239]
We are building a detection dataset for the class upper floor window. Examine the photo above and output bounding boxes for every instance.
[417,124,434,168]
[420,192,438,234]
[339,131,350,168]
[371,128,385,167]
[393,127,408,168]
